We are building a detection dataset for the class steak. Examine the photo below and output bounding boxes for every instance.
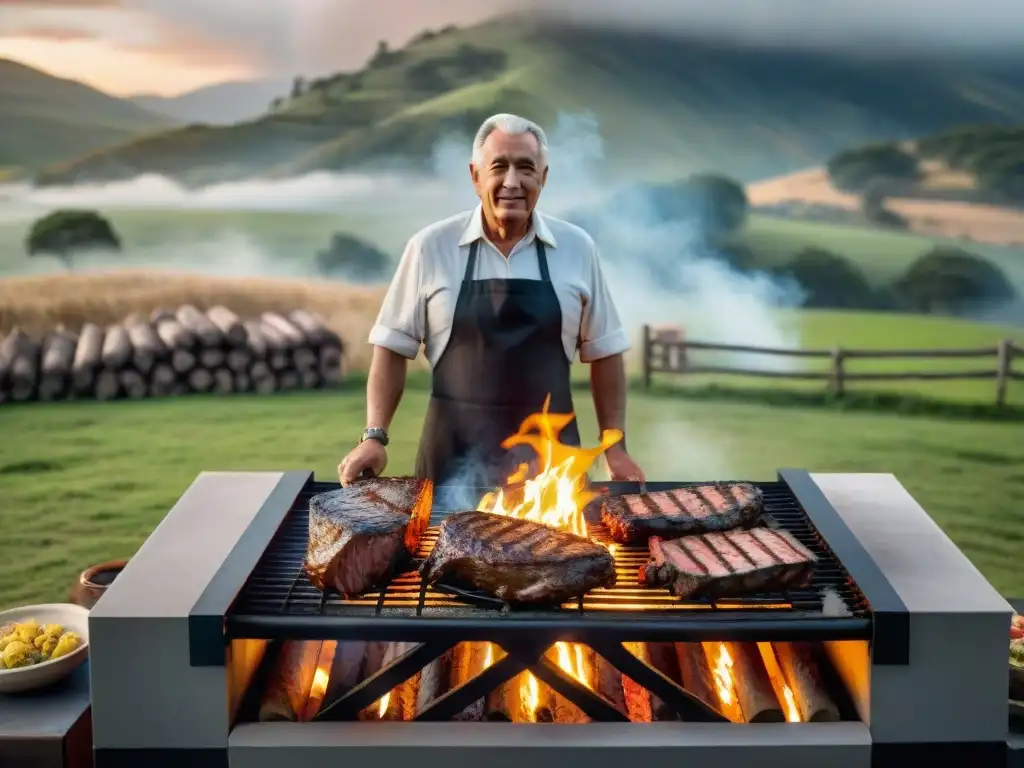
[420,510,616,604]
[640,527,816,599]
[602,483,763,544]
[304,477,433,598]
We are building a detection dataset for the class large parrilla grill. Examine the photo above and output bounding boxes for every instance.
[226,476,874,646]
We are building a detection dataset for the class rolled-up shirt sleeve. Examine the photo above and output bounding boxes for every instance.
[578,239,631,363]
[367,235,425,359]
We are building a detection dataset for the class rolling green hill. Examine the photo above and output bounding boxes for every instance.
[32,17,1024,187]
[0,58,174,172]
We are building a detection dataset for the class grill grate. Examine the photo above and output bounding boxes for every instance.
[227,480,872,642]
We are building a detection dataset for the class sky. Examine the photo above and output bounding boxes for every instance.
[0,0,1022,98]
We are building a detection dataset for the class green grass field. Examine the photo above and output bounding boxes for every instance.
[1,383,1022,611]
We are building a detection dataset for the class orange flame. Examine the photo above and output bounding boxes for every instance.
[477,395,621,719]
[303,641,336,721]
[377,692,391,719]
[703,642,744,722]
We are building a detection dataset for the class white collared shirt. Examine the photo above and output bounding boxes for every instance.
[368,206,630,368]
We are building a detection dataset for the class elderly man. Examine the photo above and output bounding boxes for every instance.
[339,113,644,488]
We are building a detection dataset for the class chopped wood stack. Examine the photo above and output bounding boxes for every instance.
[0,305,345,403]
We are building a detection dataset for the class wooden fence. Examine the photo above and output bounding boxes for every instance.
[641,324,1024,406]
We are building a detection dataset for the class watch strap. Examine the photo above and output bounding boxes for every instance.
[361,427,389,446]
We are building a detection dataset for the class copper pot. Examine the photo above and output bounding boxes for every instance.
[70,559,128,609]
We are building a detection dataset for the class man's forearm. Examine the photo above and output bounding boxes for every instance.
[590,353,627,447]
[366,345,408,430]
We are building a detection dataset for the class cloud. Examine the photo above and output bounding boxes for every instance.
[4,25,95,40]
[0,1,121,6]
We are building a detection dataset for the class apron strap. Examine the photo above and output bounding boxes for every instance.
[535,239,551,283]
[463,241,479,284]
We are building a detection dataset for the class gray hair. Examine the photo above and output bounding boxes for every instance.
[471,113,549,167]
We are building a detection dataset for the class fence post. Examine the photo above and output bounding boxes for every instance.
[641,324,652,389]
[995,338,1011,407]
[830,347,846,397]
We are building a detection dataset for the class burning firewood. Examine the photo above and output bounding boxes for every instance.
[258,640,324,722]
[449,642,491,721]
[486,670,532,722]
[771,642,840,722]
[675,643,720,711]
[356,642,391,720]
[414,651,452,718]
[594,653,628,718]
[644,642,682,721]
[620,643,654,722]
[728,643,784,723]
[541,643,593,723]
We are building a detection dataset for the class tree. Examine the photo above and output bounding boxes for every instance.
[290,76,306,99]
[315,232,392,282]
[633,174,748,243]
[890,246,1018,313]
[778,248,880,309]
[860,179,909,230]
[826,143,921,193]
[25,209,121,269]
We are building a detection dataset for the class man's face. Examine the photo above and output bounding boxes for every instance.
[470,129,548,231]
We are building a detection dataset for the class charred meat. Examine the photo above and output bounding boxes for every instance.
[640,527,816,599]
[602,483,763,544]
[420,510,616,604]
[304,477,433,598]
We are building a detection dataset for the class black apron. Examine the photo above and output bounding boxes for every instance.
[414,237,580,489]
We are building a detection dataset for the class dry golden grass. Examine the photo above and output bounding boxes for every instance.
[0,270,392,371]
[748,167,1024,246]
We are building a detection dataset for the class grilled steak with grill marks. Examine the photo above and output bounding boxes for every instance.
[304,477,433,598]
[640,528,816,599]
[420,510,616,605]
[602,483,763,544]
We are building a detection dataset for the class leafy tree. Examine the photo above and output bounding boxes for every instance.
[25,209,121,269]
[826,143,921,193]
[890,246,1017,313]
[778,248,880,309]
[861,179,909,229]
[315,232,392,282]
[290,76,306,99]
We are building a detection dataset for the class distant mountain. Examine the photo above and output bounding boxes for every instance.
[130,79,291,126]
[0,58,173,171]
[30,17,1024,187]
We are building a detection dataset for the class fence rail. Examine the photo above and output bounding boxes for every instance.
[641,324,1023,406]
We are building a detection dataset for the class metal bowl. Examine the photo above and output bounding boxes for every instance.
[0,603,89,694]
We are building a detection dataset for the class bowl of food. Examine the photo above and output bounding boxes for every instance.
[0,603,89,694]
[1011,613,1024,702]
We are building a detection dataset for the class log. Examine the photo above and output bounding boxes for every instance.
[227,348,252,373]
[233,371,251,393]
[242,319,269,359]
[288,309,337,348]
[261,311,305,349]
[486,671,534,722]
[675,643,721,713]
[250,360,276,393]
[150,363,177,397]
[0,331,9,387]
[449,642,490,721]
[644,642,681,721]
[355,642,392,721]
[71,323,104,393]
[119,368,148,398]
[594,652,628,718]
[171,349,196,375]
[125,322,165,374]
[154,317,196,351]
[298,368,321,390]
[94,369,120,401]
[150,307,177,324]
[38,328,77,400]
[212,367,234,394]
[187,367,214,393]
[1,328,40,400]
[303,641,338,721]
[319,346,343,386]
[100,325,131,369]
[293,347,318,372]
[414,651,452,718]
[259,319,292,370]
[378,643,421,721]
[259,640,324,722]
[728,643,784,723]
[278,369,300,390]
[176,305,222,347]
[618,643,655,723]
[200,347,226,368]
[206,305,247,347]
[771,642,840,723]
[324,641,369,705]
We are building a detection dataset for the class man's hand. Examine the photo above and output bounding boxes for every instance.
[338,440,388,486]
[604,444,645,483]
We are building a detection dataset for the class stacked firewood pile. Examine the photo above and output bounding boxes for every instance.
[0,306,344,403]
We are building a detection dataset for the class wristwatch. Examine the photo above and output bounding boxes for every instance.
[361,427,390,447]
